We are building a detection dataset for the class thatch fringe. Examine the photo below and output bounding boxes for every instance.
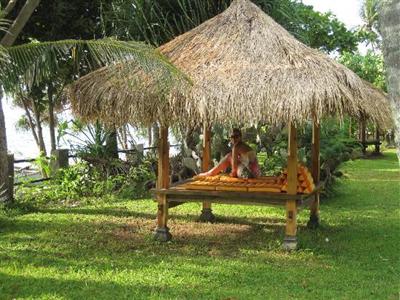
[69,59,190,127]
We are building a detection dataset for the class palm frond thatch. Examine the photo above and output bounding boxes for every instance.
[69,61,190,127]
[361,80,393,128]
[71,0,392,128]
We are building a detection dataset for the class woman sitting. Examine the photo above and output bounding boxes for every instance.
[199,128,260,178]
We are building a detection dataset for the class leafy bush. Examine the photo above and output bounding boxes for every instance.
[300,118,362,182]
[256,118,362,180]
[14,156,157,209]
[118,160,156,199]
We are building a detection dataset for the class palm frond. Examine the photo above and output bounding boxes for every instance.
[0,17,10,32]
[1,38,189,98]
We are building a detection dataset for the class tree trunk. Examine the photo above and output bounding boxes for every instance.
[0,0,42,201]
[0,92,9,197]
[379,0,400,161]
[148,126,152,146]
[1,0,41,46]
[152,123,159,148]
[105,130,119,159]
[21,97,40,147]
[32,101,46,156]
[47,83,56,151]
[118,126,128,150]
[3,0,18,16]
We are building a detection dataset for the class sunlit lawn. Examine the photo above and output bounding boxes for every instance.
[0,151,399,299]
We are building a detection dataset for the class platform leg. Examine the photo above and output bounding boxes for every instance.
[199,125,216,223]
[154,194,172,242]
[283,199,298,251]
[283,122,298,251]
[154,127,172,242]
[199,201,216,223]
[307,194,320,229]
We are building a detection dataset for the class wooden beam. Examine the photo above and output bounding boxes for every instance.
[200,125,216,222]
[284,122,298,250]
[308,118,320,229]
[153,185,324,201]
[155,126,172,241]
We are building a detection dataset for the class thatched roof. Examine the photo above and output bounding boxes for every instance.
[70,0,392,128]
[361,80,393,127]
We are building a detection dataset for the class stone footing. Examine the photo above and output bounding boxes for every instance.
[154,227,172,242]
[199,208,216,223]
[307,214,320,229]
[283,236,297,251]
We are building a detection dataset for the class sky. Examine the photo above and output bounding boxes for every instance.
[5,1,366,159]
[302,0,363,29]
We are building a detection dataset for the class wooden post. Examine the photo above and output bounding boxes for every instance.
[374,126,381,155]
[154,126,172,241]
[50,149,69,176]
[6,154,14,202]
[308,119,320,229]
[199,125,216,222]
[283,122,298,251]
[361,118,367,155]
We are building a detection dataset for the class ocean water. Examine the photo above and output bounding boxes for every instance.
[4,98,45,160]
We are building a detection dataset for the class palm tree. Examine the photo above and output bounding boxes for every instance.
[0,0,41,201]
[359,0,381,50]
[361,0,380,31]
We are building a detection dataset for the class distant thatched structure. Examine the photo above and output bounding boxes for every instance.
[70,0,392,128]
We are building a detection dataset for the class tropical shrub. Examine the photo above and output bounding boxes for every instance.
[14,155,157,209]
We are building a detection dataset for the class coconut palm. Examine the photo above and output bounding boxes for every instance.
[359,0,381,49]
[361,0,380,31]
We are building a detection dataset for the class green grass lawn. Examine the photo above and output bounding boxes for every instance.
[1,151,399,299]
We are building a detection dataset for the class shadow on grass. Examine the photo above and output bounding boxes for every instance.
[0,208,303,263]
[0,271,202,299]
[36,206,289,227]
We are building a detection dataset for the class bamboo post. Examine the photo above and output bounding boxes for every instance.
[307,119,320,229]
[199,125,216,222]
[283,122,298,251]
[154,126,172,241]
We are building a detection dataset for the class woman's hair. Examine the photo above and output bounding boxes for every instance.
[231,128,242,138]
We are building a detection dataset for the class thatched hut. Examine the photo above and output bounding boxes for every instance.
[70,0,392,250]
